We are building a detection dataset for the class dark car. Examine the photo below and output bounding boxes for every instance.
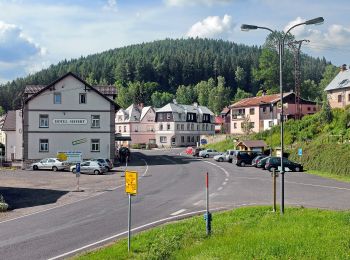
[252,155,267,167]
[234,151,261,167]
[119,147,131,163]
[256,156,270,169]
[265,157,303,172]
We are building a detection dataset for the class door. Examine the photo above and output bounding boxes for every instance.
[40,159,48,169]
[80,162,90,173]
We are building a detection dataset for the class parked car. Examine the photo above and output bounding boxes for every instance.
[91,158,113,171]
[234,151,261,167]
[119,147,131,163]
[192,147,204,157]
[31,158,68,171]
[265,157,303,172]
[252,155,268,167]
[226,150,238,163]
[256,156,270,169]
[199,149,221,158]
[70,161,107,175]
[214,152,230,162]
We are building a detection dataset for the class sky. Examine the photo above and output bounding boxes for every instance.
[0,0,350,83]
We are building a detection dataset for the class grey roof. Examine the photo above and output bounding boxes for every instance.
[2,111,16,131]
[140,106,154,121]
[25,84,116,96]
[325,70,350,91]
[157,103,214,115]
[237,140,267,148]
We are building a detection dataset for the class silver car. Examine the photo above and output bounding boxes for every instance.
[214,152,230,162]
[70,161,107,175]
[91,158,113,171]
[199,149,221,158]
[31,158,68,171]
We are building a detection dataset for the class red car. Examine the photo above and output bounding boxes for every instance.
[185,147,194,155]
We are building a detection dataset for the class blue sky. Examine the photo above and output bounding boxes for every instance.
[0,0,349,83]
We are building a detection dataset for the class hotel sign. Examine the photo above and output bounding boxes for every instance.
[53,119,87,125]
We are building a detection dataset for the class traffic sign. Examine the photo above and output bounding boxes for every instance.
[125,171,138,195]
[298,148,302,156]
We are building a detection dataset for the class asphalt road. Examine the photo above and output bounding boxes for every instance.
[1,148,350,259]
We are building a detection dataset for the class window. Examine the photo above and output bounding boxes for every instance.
[338,95,342,103]
[181,124,184,130]
[118,116,122,121]
[124,126,127,132]
[39,114,49,128]
[197,124,199,130]
[160,136,167,143]
[91,139,100,152]
[187,136,190,142]
[348,94,350,102]
[250,122,255,128]
[234,123,237,129]
[166,113,171,120]
[54,93,61,104]
[262,107,266,113]
[39,139,49,152]
[191,124,194,130]
[181,136,184,143]
[159,113,164,121]
[191,136,194,142]
[187,123,190,130]
[250,108,255,115]
[177,124,180,130]
[91,115,100,128]
[269,121,273,127]
[79,93,86,104]
[307,107,311,111]
[167,124,171,130]
[119,126,121,132]
[160,124,163,130]
[134,126,138,132]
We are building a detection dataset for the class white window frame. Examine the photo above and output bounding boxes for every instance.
[39,139,49,152]
[91,139,100,152]
[39,114,49,128]
[79,93,87,104]
[91,115,100,128]
[160,136,167,143]
[54,92,61,104]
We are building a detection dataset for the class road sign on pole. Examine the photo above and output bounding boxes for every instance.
[75,162,81,192]
[125,171,138,252]
[298,148,302,156]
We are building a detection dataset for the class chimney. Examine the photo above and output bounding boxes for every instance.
[193,102,198,107]
[262,90,266,96]
[139,103,144,109]
[341,64,347,72]
[173,99,177,104]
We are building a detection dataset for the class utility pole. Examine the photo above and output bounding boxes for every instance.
[288,40,309,120]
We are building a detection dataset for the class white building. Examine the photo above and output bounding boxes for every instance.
[1,110,23,161]
[22,72,118,164]
[0,115,5,146]
[155,102,215,147]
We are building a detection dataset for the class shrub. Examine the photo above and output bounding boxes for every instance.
[0,195,9,212]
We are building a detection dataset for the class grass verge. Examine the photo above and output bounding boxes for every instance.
[307,170,350,183]
[74,206,350,260]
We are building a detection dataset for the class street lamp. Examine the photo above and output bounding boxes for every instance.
[241,17,324,214]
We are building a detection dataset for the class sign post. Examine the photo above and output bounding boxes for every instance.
[298,148,302,164]
[125,170,138,252]
[75,162,81,191]
[204,172,212,236]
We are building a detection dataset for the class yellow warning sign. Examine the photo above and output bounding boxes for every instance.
[57,152,68,161]
[125,171,138,195]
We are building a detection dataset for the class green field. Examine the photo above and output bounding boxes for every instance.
[74,206,350,259]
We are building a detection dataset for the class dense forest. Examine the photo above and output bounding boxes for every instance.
[0,38,334,114]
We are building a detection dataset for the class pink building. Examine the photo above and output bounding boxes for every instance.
[230,92,319,135]
[325,64,350,109]
[115,104,156,146]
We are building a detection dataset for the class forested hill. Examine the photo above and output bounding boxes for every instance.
[0,38,331,112]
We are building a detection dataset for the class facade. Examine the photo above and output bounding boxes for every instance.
[1,110,23,161]
[230,92,319,135]
[22,72,118,164]
[325,65,350,109]
[236,140,267,152]
[0,115,5,145]
[115,104,156,146]
[155,102,215,147]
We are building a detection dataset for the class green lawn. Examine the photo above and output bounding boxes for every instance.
[74,206,350,259]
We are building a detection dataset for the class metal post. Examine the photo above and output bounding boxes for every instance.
[273,169,276,212]
[279,40,285,215]
[128,194,131,252]
[205,172,212,236]
[76,174,80,191]
[270,104,273,156]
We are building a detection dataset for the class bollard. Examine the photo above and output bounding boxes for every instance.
[271,168,278,212]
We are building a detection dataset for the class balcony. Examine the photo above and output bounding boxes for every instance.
[231,114,245,120]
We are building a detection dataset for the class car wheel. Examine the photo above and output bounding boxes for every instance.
[106,166,110,172]
[218,158,223,162]
[295,167,301,172]
[94,170,100,175]
[33,165,38,171]
[72,168,76,173]
[52,166,58,172]
[205,154,209,158]
[240,161,246,167]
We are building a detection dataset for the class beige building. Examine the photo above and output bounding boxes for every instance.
[0,115,5,146]
[115,104,156,146]
[22,72,118,164]
[325,65,350,108]
[155,102,215,147]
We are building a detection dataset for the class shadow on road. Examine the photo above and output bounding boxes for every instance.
[0,187,68,210]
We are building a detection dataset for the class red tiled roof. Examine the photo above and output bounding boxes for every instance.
[230,92,293,108]
[220,107,230,114]
[2,111,16,131]
[215,116,224,124]
[24,85,45,94]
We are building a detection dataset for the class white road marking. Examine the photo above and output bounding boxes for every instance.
[225,178,229,182]
[285,180,350,191]
[193,200,203,206]
[47,207,227,260]
[209,193,217,197]
[217,187,223,191]
[0,158,150,225]
[170,209,187,216]
[222,182,227,185]
[203,161,230,177]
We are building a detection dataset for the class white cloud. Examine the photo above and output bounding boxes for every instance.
[103,0,118,11]
[284,17,350,52]
[186,15,233,39]
[165,0,232,6]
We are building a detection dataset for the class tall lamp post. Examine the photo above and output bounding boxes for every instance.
[241,17,324,214]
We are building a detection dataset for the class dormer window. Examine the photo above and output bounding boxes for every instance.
[79,93,86,104]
